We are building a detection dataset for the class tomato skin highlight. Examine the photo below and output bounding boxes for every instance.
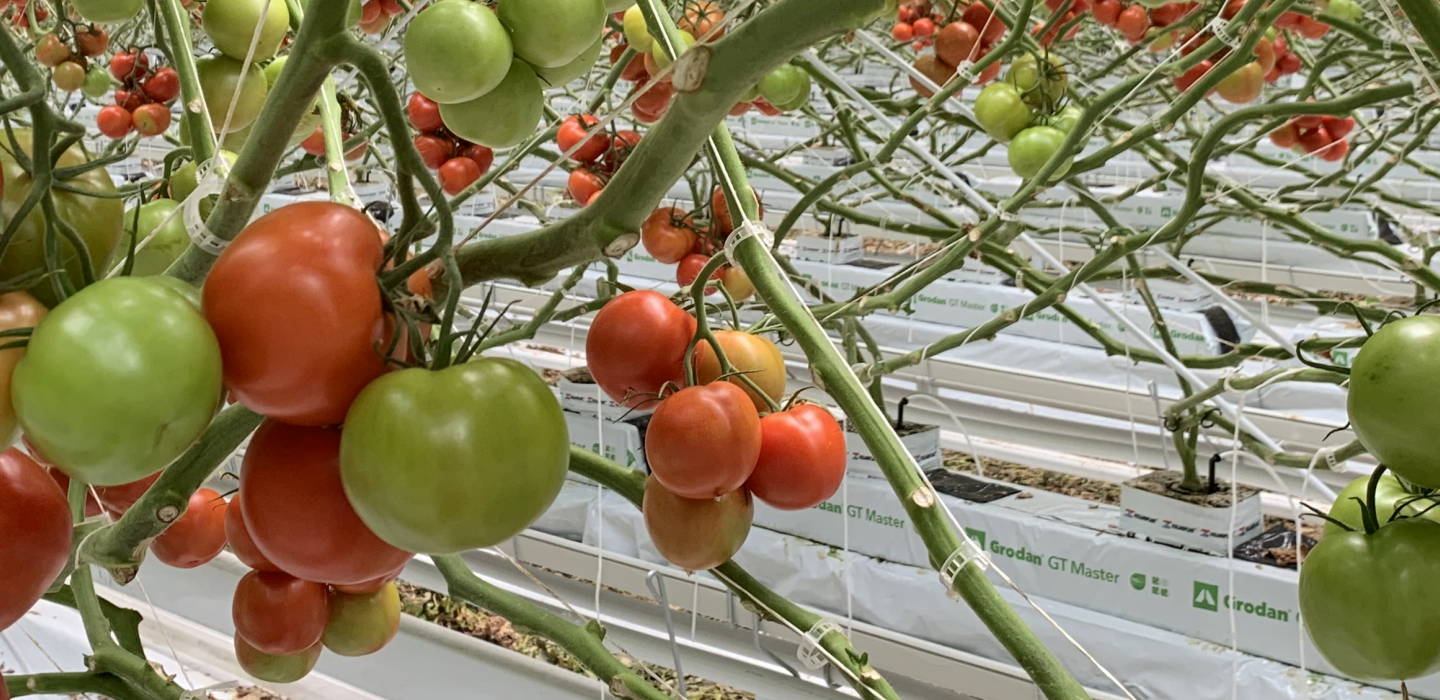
[15,278,223,486]
[748,405,847,510]
[203,202,387,427]
[241,420,413,585]
[646,383,762,499]
[151,488,229,569]
[1301,518,1440,680]
[643,476,753,571]
[0,448,72,633]
[340,359,569,554]
[693,331,787,412]
[586,291,695,410]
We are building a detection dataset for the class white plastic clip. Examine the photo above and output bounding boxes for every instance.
[724,219,775,262]
[180,681,239,699]
[181,156,233,255]
[797,620,839,669]
[1205,17,1240,48]
[940,536,990,600]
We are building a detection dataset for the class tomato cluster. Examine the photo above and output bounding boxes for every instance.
[1269,113,1354,161]
[586,291,847,570]
[904,2,1007,97]
[973,53,1077,180]
[36,25,110,97]
[1170,31,1284,105]
[4,0,49,28]
[358,0,405,35]
[96,50,180,139]
[406,93,496,195]
[562,115,642,205]
[637,188,756,297]
[406,0,608,149]
[1033,0,1090,46]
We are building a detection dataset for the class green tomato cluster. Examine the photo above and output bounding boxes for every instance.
[972,52,1075,183]
[407,0,608,148]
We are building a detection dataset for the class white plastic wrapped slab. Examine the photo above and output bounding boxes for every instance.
[842,422,941,479]
[574,486,1410,700]
[563,410,647,485]
[748,473,1440,697]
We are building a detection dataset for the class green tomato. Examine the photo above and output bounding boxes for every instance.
[498,0,606,69]
[195,55,270,133]
[1324,472,1440,537]
[1007,126,1071,180]
[534,33,603,87]
[1300,518,1440,680]
[1321,0,1363,22]
[13,278,223,486]
[405,0,514,104]
[81,67,111,99]
[648,30,696,72]
[604,0,631,9]
[1007,52,1067,109]
[974,82,1034,143]
[1048,104,1082,135]
[0,131,124,308]
[1348,316,1440,488]
[146,276,202,310]
[439,61,544,149]
[757,64,809,107]
[740,84,762,103]
[171,150,239,220]
[322,583,401,657]
[70,0,143,22]
[235,637,321,684]
[203,0,290,62]
[120,199,189,277]
[263,56,287,89]
[772,76,812,112]
[623,5,654,53]
[1133,0,1171,7]
[340,358,569,554]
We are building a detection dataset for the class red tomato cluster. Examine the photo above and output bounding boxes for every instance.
[1265,35,1303,82]
[585,291,847,570]
[5,0,49,28]
[1276,9,1332,39]
[37,26,109,95]
[903,2,1007,97]
[563,116,642,206]
[1034,0,1090,46]
[359,0,405,35]
[407,94,496,196]
[1270,113,1354,162]
[640,187,761,297]
[1091,1,1197,45]
[97,50,179,139]
[1170,31,1284,104]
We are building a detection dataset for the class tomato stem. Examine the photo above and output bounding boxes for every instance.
[1362,464,1389,535]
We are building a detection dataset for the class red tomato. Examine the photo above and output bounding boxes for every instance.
[935,21,980,68]
[114,87,144,111]
[203,202,387,427]
[233,570,330,655]
[438,157,481,195]
[729,101,753,116]
[132,103,171,137]
[641,208,699,264]
[92,472,161,517]
[1318,138,1349,162]
[567,167,605,203]
[150,488,227,569]
[962,2,1006,42]
[1296,15,1330,38]
[747,404,846,509]
[1278,51,1302,74]
[76,25,109,57]
[96,105,132,139]
[1276,10,1302,28]
[604,130,642,173]
[45,468,102,518]
[406,93,443,132]
[1215,61,1263,104]
[912,17,936,37]
[711,186,762,235]
[679,0,725,39]
[461,143,494,174]
[642,476,752,571]
[1116,6,1150,41]
[646,382,761,499]
[1254,37,1276,74]
[1173,59,1213,92]
[413,134,453,169]
[142,67,180,103]
[1150,2,1190,26]
[631,80,675,123]
[557,114,608,163]
[753,97,782,116]
[0,448,72,632]
[109,51,149,81]
[225,492,280,572]
[585,290,696,410]
[1324,115,1355,139]
[676,253,720,293]
[331,562,405,595]
[1298,125,1333,152]
[892,22,914,41]
[301,127,327,157]
[239,420,413,585]
[1294,114,1324,130]
[621,53,649,82]
[1092,0,1121,24]
[378,0,402,14]
[1270,123,1299,148]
